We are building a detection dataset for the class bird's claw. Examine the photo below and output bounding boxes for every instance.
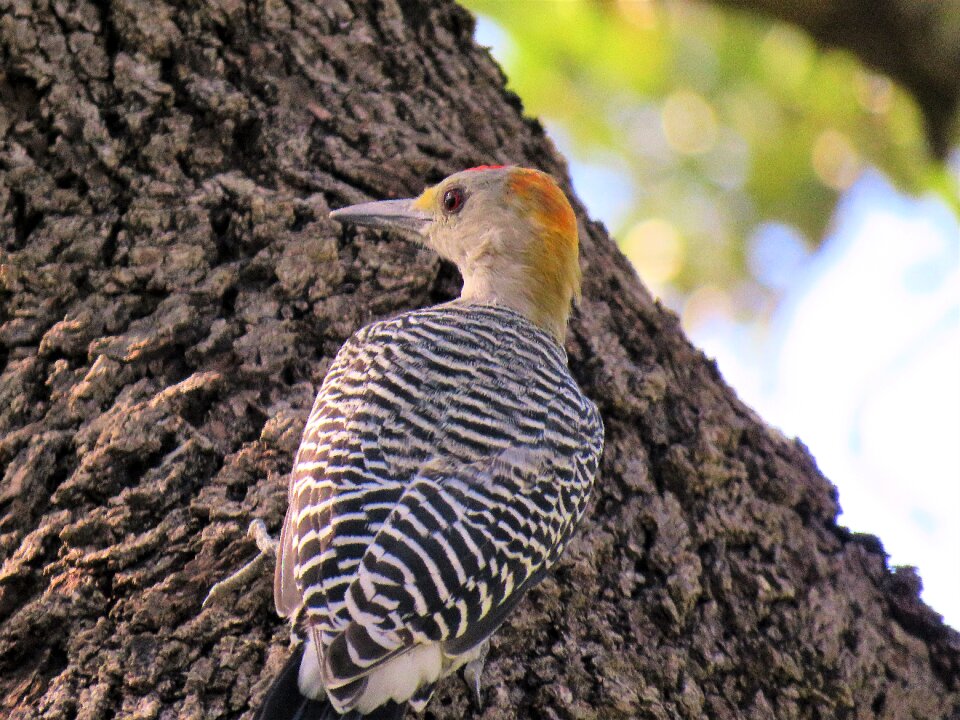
[246,518,280,555]
[202,519,278,609]
[462,641,490,708]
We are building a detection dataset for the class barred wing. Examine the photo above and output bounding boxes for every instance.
[323,416,600,688]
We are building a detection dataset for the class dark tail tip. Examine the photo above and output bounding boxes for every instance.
[255,644,319,720]
[254,644,407,720]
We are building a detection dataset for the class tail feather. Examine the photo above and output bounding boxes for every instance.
[255,644,407,720]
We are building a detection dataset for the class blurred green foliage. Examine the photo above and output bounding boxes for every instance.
[462,0,958,318]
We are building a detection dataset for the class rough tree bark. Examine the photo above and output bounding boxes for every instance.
[0,1,957,719]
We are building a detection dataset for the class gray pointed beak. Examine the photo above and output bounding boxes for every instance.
[329,198,431,237]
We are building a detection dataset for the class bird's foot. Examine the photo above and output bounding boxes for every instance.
[462,641,490,708]
[202,519,278,609]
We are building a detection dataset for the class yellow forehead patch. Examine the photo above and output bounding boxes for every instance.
[412,184,439,211]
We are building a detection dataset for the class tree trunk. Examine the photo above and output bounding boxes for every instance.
[0,1,956,719]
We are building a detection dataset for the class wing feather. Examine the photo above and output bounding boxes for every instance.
[324,436,591,686]
[275,500,301,617]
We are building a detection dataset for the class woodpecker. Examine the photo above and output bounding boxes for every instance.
[257,166,604,720]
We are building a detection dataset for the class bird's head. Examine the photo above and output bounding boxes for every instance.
[330,166,581,342]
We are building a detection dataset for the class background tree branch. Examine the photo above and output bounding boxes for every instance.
[0,1,957,719]
[716,0,960,156]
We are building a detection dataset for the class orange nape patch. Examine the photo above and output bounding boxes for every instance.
[506,169,577,245]
[506,168,582,331]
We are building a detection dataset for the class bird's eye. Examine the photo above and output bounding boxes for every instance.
[442,188,465,214]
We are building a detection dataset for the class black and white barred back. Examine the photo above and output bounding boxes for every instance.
[273,302,604,715]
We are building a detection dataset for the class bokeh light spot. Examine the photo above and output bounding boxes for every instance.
[662,89,718,155]
[854,71,894,115]
[759,24,815,93]
[621,218,684,290]
[616,0,658,30]
[812,128,861,190]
